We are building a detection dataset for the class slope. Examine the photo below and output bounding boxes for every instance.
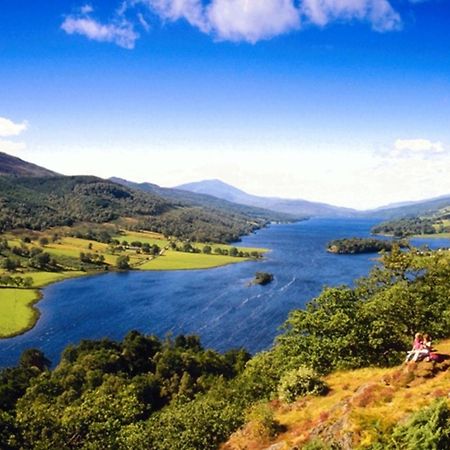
[0,151,58,177]
[223,345,450,450]
[176,179,358,217]
[110,177,298,222]
[0,175,266,242]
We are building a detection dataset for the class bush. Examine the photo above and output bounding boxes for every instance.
[245,403,280,439]
[278,366,328,403]
[116,255,130,270]
[387,399,450,450]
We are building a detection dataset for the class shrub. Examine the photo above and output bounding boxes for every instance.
[245,403,280,439]
[388,399,450,450]
[278,366,328,403]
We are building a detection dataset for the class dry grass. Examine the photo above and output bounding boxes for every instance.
[224,340,450,450]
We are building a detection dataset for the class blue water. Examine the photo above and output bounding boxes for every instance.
[0,218,448,368]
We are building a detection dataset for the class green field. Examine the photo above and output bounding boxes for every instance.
[0,289,41,338]
[138,250,250,270]
[27,271,85,287]
[114,232,170,248]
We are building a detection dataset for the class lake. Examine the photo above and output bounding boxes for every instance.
[0,218,448,368]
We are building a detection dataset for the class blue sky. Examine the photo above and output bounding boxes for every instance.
[1,0,449,209]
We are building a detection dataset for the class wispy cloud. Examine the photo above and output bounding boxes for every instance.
[0,116,28,155]
[301,0,401,32]
[141,0,209,31]
[61,6,139,49]
[0,117,27,137]
[63,0,404,47]
[391,138,446,158]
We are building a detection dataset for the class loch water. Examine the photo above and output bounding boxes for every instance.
[1,218,449,368]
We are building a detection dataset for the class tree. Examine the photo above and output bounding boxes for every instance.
[202,245,212,255]
[19,349,50,372]
[2,257,19,271]
[30,252,51,269]
[39,237,49,247]
[116,255,130,270]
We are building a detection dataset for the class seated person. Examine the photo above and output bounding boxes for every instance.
[405,333,423,362]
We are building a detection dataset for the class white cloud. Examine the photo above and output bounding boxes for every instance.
[61,9,139,49]
[301,0,401,32]
[63,0,403,46]
[81,4,94,14]
[141,0,209,31]
[391,138,445,158]
[0,117,27,137]
[207,0,300,43]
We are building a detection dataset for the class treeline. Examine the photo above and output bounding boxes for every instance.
[372,217,437,237]
[0,176,267,243]
[2,245,450,448]
[327,237,409,254]
[134,207,264,243]
[0,238,58,273]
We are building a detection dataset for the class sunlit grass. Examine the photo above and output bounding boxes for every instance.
[138,250,250,270]
[0,288,40,337]
[114,231,169,248]
[260,340,450,449]
[26,271,85,287]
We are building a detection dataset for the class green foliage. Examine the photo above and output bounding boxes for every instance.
[0,175,269,243]
[278,366,328,403]
[368,400,450,450]
[1,331,251,449]
[275,248,450,374]
[145,392,244,450]
[373,217,437,237]
[0,410,17,450]
[389,400,450,450]
[254,271,274,285]
[116,254,130,269]
[327,237,409,254]
[19,349,51,371]
[245,402,280,439]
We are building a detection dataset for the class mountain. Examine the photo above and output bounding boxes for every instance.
[176,179,357,217]
[364,194,450,220]
[0,154,276,242]
[110,177,297,222]
[0,151,58,177]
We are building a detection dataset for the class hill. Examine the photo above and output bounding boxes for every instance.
[0,152,278,242]
[110,177,297,222]
[176,179,358,217]
[223,349,450,450]
[372,204,450,237]
[365,194,450,221]
[0,175,269,242]
[0,151,58,177]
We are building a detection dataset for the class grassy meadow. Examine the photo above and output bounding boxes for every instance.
[0,227,266,338]
[138,250,247,270]
[0,288,40,338]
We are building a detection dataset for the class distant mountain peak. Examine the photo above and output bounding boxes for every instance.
[176,179,357,217]
[0,151,59,177]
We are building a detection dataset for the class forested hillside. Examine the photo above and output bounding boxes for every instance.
[2,245,450,449]
[0,175,268,243]
[372,206,450,237]
[0,152,286,243]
